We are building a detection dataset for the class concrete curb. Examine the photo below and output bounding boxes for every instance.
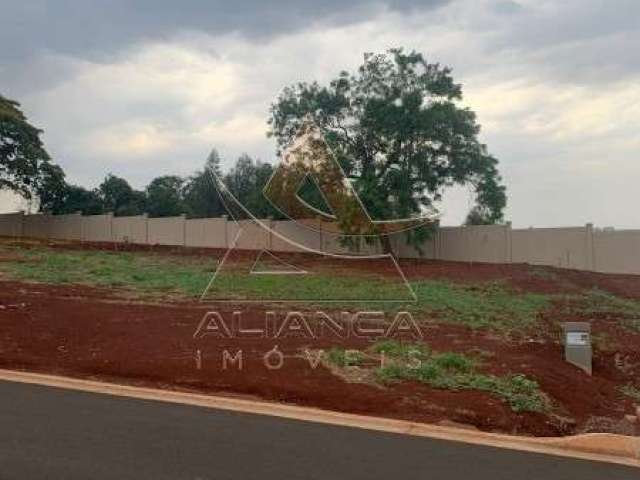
[0,368,638,468]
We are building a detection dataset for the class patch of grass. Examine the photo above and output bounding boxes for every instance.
[620,384,640,402]
[467,374,548,413]
[410,281,550,331]
[0,245,412,301]
[0,246,215,298]
[326,347,365,367]
[429,352,477,374]
[374,340,548,413]
[528,267,559,281]
[207,271,412,303]
[577,289,640,333]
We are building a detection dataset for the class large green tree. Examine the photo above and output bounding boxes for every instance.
[0,94,62,203]
[146,175,185,217]
[268,49,506,248]
[183,148,226,218]
[98,174,146,216]
[45,184,105,215]
[224,154,281,219]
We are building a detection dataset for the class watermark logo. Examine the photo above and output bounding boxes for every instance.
[193,310,423,341]
[199,119,434,304]
[189,121,435,372]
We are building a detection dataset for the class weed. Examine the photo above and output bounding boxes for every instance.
[620,384,640,402]
[373,341,547,413]
[578,289,640,333]
[409,280,550,331]
[326,347,365,367]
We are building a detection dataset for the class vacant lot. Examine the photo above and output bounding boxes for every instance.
[0,238,638,437]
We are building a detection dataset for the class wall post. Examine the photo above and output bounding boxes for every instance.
[181,214,187,247]
[19,211,25,238]
[585,223,595,271]
[222,215,228,248]
[107,212,114,243]
[505,221,513,264]
[76,211,84,242]
[267,216,273,250]
[143,213,149,245]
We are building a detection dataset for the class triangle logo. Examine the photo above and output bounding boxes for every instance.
[250,250,308,275]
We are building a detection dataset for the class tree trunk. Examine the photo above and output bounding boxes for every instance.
[380,234,395,257]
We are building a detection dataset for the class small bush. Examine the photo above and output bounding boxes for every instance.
[326,348,365,367]
[374,343,547,413]
[578,290,640,333]
[431,352,476,373]
[620,384,640,402]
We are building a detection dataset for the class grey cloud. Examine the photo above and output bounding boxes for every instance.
[0,0,449,63]
[475,1,640,83]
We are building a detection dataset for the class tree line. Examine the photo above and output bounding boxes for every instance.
[38,150,282,219]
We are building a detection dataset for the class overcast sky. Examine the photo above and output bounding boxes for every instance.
[1,0,639,227]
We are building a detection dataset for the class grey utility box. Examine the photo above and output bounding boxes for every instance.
[561,322,592,375]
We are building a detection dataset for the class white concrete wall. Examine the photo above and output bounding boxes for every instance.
[511,226,590,269]
[438,224,511,264]
[593,229,640,275]
[82,214,113,242]
[5,211,640,275]
[233,220,270,250]
[112,215,148,244]
[0,212,24,237]
[273,220,322,253]
[49,213,83,241]
[148,216,185,246]
[23,214,50,239]
[185,218,227,248]
[396,232,437,259]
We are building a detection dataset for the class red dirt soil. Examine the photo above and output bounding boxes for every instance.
[1,239,639,437]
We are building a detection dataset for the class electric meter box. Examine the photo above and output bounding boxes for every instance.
[561,322,592,375]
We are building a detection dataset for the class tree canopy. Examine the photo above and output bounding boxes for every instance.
[146,175,185,217]
[36,151,277,220]
[183,149,226,219]
[268,48,507,239]
[0,94,61,202]
[224,153,280,219]
[98,174,147,216]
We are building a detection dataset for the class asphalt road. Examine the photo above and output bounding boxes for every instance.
[0,381,636,480]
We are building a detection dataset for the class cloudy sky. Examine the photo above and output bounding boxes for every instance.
[1,0,639,227]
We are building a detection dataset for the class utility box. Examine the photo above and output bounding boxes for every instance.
[561,322,592,375]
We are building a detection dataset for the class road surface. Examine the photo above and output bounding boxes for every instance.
[0,380,636,479]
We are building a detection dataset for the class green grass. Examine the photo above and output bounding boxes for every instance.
[373,341,548,413]
[576,289,640,333]
[206,271,412,302]
[0,245,551,333]
[326,347,366,367]
[620,383,640,402]
[409,281,550,331]
[0,246,215,298]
